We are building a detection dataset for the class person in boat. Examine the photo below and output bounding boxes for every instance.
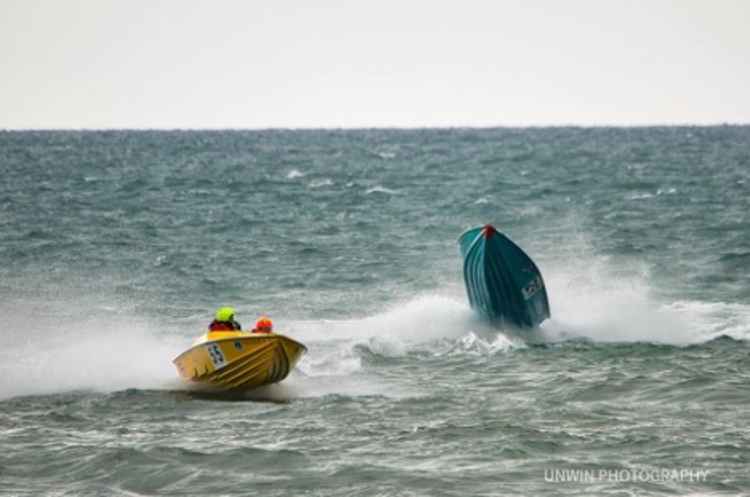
[208,306,242,332]
[252,316,273,334]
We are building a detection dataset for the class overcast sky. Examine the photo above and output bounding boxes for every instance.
[2,0,748,128]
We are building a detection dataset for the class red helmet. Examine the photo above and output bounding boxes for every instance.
[255,316,273,333]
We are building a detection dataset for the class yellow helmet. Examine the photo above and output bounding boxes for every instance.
[215,306,236,322]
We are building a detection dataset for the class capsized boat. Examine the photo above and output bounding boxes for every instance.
[459,224,550,328]
[172,330,307,391]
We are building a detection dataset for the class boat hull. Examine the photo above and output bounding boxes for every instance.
[173,332,307,391]
[459,225,550,328]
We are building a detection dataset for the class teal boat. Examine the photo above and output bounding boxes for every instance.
[459,225,550,328]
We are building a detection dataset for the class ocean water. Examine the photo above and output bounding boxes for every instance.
[1,127,749,496]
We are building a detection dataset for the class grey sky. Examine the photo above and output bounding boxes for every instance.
[2,0,748,128]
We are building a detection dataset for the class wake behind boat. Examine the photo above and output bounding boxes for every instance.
[172,330,307,392]
[459,224,551,328]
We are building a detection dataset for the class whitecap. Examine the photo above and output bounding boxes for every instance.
[309,179,333,188]
[440,331,521,356]
[365,186,398,195]
[627,192,655,200]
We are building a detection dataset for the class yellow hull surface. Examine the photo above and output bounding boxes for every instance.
[172,331,307,391]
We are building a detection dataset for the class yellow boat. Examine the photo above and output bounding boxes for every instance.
[172,330,307,391]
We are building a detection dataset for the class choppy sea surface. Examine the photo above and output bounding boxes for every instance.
[1,128,749,496]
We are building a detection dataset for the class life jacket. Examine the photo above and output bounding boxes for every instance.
[209,320,239,332]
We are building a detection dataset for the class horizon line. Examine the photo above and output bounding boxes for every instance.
[2,122,749,132]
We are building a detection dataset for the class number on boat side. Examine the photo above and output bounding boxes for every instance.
[521,276,543,300]
[206,343,227,369]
